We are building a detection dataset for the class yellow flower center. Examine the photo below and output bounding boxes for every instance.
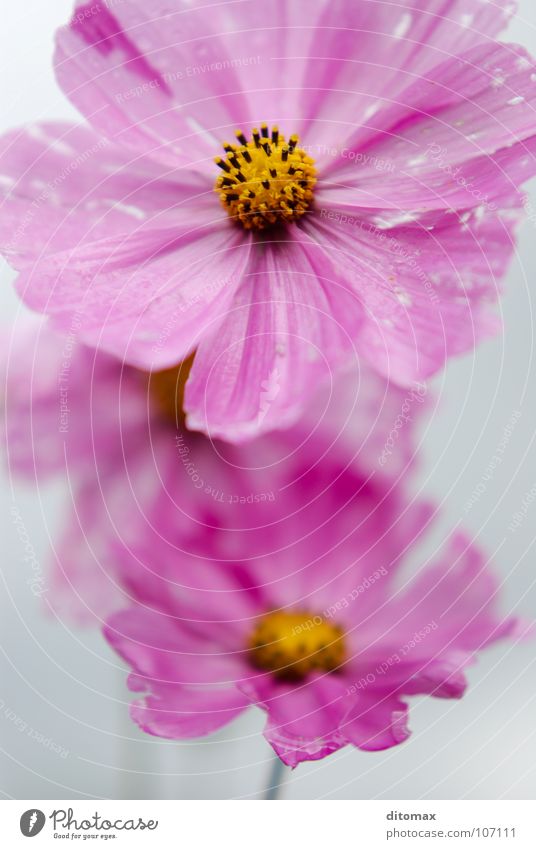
[215,125,317,230]
[147,353,195,425]
[249,610,345,681]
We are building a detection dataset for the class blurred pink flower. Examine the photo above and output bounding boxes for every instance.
[2,316,417,622]
[1,1,535,439]
[105,501,521,767]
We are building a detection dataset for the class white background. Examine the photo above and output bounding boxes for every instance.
[0,1,535,800]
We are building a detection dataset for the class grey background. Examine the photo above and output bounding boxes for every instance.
[0,1,535,800]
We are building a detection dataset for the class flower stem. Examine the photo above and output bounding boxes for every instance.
[263,755,287,800]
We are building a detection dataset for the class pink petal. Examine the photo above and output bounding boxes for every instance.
[185,228,364,441]
[389,532,521,654]
[54,1,253,170]
[402,660,468,699]
[302,194,521,385]
[241,674,348,767]
[242,479,433,625]
[0,121,211,268]
[16,220,251,370]
[322,43,536,206]
[130,681,249,740]
[111,543,266,644]
[104,606,250,739]
[184,0,328,133]
[298,0,516,155]
[2,314,147,478]
[352,532,520,700]
[49,480,127,624]
[105,606,248,686]
[342,695,410,751]
[296,362,425,481]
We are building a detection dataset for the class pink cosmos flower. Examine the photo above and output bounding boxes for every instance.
[1,1,535,440]
[2,315,415,622]
[104,494,522,767]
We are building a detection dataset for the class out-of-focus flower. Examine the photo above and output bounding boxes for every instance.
[1,1,535,439]
[105,497,522,767]
[2,316,418,622]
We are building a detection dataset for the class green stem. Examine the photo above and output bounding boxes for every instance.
[263,756,287,800]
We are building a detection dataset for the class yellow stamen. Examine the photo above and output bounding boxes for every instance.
[215,126,317,230]
[147,352,195,425]
[249,610,345,680]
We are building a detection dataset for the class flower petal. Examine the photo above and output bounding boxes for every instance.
[322,43,536,208]
[389,532,521,654]
[188,0,329,132]
[241,673,348,767]
[104,606,250,739]
[342,695,411,751]
[302,193,521,385]
[352,532,521,702]
[2,314,147,478]
[105,606,248,685]
[0,121,211,267]
[129,682,250,740]
[110,542,266,644]
[16,220,251,370]
[185,228,364,441]
[299,0,517,154]
[54,1,254,169]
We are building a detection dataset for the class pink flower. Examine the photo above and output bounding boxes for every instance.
[104,501,521,767]
[1,1,535,440]
[2,316,416,622]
